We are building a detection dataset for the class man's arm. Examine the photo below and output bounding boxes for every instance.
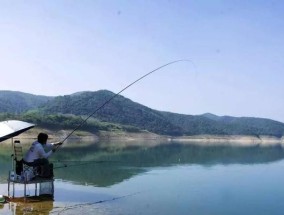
[46,141,63,152]
[36,144,53,158]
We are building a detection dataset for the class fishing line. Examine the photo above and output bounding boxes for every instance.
[54,161,124,169]
[53,191,142,214]
[52,160,120,169]
[52,160,119,163]
[58,59,193,148]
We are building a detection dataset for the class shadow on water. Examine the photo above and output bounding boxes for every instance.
[1,141,284,187]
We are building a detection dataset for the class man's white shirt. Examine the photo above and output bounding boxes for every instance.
[24,141,54,162]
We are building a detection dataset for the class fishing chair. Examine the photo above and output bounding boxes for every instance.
[12,140,37,178]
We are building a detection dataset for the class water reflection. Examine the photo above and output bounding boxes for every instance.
[8,197,53,215]
[1,141,284,186]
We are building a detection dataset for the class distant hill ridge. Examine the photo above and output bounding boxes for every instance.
[0,90,284,137]
[0,90,52,113]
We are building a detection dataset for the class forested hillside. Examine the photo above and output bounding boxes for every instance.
[38,90,182,135]
[0,90,284,137]
[161,112,284,137]
[0,91,52,113]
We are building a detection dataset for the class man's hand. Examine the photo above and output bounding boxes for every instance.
[55,141,63,146]
[52,142,62,152]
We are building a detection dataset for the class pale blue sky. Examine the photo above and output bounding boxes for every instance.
[1,0,284,122]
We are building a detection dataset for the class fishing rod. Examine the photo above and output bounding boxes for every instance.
[57,59,192,148]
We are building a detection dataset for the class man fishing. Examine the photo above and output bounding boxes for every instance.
[23,132,62,178]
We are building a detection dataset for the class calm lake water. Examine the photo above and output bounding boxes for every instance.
[1,141,284,214]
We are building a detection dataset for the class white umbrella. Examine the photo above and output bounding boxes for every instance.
[0,120,35,143]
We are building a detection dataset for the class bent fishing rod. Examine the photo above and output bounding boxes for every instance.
[57,59,192,149]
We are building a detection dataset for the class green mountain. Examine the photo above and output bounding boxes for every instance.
[39,90,182,135]
[0,90,284,137]
[161,112,284,137]
[0,90,52,113]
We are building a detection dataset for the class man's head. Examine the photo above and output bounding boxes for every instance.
[38,133,48,144]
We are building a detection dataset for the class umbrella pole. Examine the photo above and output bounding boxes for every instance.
[11,138,14,171]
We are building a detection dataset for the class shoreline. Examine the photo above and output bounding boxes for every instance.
[1,128,283,147]
[170,135,284,147]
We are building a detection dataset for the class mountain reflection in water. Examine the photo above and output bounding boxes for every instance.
[1,141,284,186]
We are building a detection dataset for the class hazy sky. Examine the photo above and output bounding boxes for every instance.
[1,0,284,122]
